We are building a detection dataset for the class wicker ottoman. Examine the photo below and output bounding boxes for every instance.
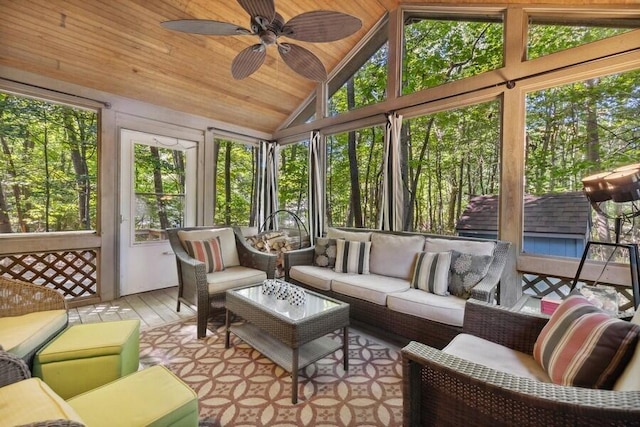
[33,319,140,399]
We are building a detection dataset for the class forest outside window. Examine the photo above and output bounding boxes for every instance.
[214,138,256,226]
[527,14,638,60]
[524,68,640,259]
[402,11,504,96]
[0,91,98,233]
[278,141,308,224]
[327,125,385,229]
[403,100,501,234]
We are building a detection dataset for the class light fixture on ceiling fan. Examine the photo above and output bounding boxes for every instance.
[161,0,362,81]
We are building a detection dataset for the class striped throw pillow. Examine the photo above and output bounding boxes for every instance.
[411,251,452,295]
[335,240,371,274]
[183,237,225,273]
[533,294,640,389]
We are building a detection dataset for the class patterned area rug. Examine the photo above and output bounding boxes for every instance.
[139,317,403,426]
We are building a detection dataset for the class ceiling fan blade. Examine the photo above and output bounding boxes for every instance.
[161,19,251,36]
[237,0,275,23]
[278,43,327,81]
[231,44,267,79]
[282,11,362,43]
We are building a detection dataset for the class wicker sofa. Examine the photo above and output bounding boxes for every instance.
[402,299,640,426]
[284,228,514,349]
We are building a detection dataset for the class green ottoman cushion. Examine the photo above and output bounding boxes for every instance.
[68,365,198,427]
[33,319,140,399]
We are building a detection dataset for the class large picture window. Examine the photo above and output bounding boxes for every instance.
[0,92,98,233]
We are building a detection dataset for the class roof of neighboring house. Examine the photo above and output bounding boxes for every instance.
[456,192,591,236]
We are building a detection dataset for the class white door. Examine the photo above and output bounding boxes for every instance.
[119,129,197,295]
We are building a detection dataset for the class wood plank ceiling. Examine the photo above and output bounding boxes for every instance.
[0,0,398,135]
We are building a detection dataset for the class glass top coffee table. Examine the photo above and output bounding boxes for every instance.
[225,282,350,404]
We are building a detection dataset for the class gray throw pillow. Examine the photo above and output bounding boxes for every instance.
[313,237,337,268]
[448,250,493,299]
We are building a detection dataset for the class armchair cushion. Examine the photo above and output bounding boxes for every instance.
[183,237,225,273]
[0,310,68,359]
[206,266,267,293]
[534,294,640,389]
[178,227,239,267]
[0,377,84,425]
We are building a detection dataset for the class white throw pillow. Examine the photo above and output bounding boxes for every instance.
[327,227,372,242]
[369,233,426,279]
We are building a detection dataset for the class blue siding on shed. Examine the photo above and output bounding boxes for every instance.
[458,232,585,258]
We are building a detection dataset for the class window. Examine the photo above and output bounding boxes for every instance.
[278,141,308,222]
[0,91,98,233]
[524,69,640,258]
[214,138,255,226]
[402,12,504,95]
[403,100,501,234]
[527,15,636,60]
[327,125,385,228]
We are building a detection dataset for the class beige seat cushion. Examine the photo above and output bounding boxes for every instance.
[386,288,466,327]
[614,307,640,391]
[0,377,84,425]
[444,333,551,383]
[369,233,425,279]
[289,265,344,291]
[178,227,240,267]
[206,265,266,293]
[0,310,68,359]
[331,273,409,305]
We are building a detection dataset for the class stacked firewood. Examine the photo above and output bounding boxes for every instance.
[246,231,292,278]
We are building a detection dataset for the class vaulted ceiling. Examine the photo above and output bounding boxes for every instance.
[1,0,399,135]
[4,1,636,137]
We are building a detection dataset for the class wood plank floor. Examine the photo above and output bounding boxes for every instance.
[68,287,196,329]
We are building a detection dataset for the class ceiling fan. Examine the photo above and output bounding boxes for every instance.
[161,0,362,81]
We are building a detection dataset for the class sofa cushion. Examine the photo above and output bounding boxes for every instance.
[448,250,493,299]
[313,237,337,268]
[386,289,466,327]
[289,265,343,291]
[425,237,495,257]
[444,334,551,382]
[206,265,267,293]
[0,378,85,425]
[327,227,372,242]
[0,310,68,359]
[369,233,426,279]
[335,240,371,274]
[178,227,240,267]
[534,294,640,389]
[411,251,451,296]
[183,236,225,273]
[332,274,410,306]
[614,307,640,391]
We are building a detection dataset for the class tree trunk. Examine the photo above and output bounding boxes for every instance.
[149,146,169,230]
[64,111,91,229]
[347,78,363,227]
[225,141,232,225]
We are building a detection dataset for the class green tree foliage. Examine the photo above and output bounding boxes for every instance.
[0,92,97,233]
[278,142,308,221]
[214,139,255,226]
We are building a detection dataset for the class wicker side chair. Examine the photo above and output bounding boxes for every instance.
[402,299,640,427]
[0,277,68,370]
[167,226,276,338]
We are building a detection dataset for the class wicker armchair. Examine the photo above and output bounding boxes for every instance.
[402,299,640,427]
[167,226,276,338]
[0,277,68,369]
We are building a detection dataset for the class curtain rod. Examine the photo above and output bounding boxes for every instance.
[0,78,111,108]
